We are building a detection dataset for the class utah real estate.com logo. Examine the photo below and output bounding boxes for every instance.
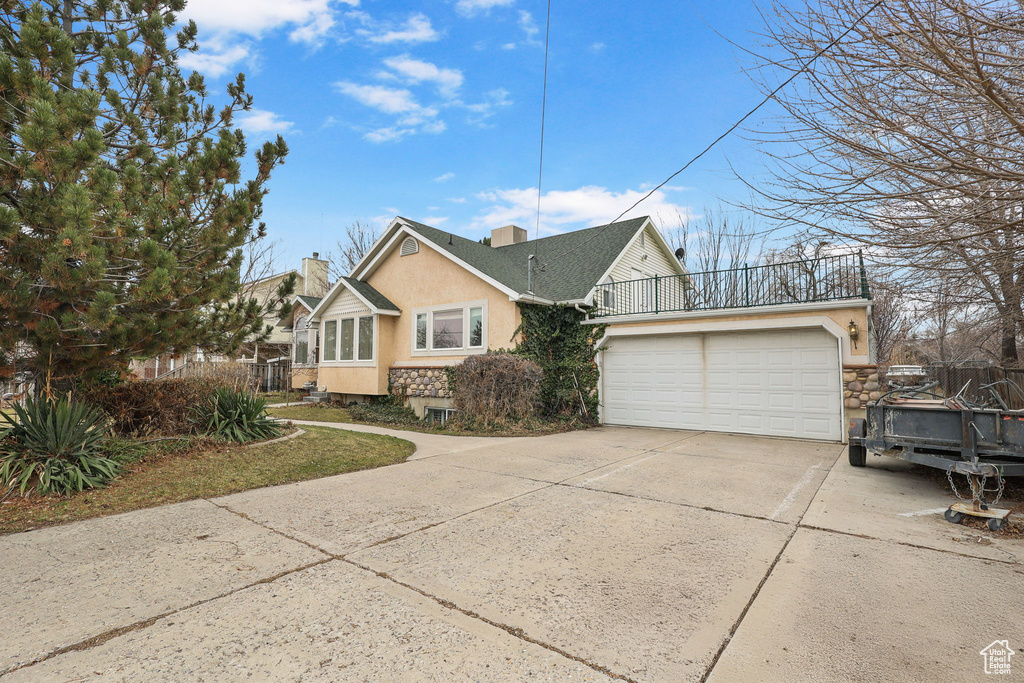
[980,640,1014,675]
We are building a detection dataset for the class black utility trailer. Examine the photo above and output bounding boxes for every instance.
[848,400,1024,530]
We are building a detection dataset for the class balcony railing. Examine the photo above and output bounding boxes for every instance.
[591,252,870,318]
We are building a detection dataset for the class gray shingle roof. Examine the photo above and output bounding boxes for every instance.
[398,216,648,301]
[342,276,400,311]
[296,295,322,311]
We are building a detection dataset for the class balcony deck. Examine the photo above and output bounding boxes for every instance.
[591,252,870,318]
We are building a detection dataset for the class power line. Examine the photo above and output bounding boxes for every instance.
[533,0,553,282]
[537,0,884,271]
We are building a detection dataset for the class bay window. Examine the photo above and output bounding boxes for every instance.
[319,315,374,363]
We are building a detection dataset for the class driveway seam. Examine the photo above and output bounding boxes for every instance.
[340,556,638,683]
[697,449,843,682]
[0,557,334,678]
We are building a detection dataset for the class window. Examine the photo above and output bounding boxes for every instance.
[469,307,483,347]
[415,313,427,350]
[413,302,487,353]
[602,284,616,309]
[400,236,419,256]
[432,309,463,349]
[358,317,373,360]
[322,320,337,361]
[340,318,354,361]
[294,316,308,364]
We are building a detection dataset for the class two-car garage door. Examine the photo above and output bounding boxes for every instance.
[602,329,842,441]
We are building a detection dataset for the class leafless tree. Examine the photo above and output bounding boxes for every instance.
[327,221,379,281]
[659,207,766,273]
[746,0,1024,365]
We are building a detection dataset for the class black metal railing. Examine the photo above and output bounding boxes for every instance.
[591,252,870,318]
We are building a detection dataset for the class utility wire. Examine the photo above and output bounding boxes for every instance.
[538,0,884,269]
[533,0,554,285]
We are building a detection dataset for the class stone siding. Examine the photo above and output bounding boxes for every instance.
[843,364,880,410]
[389,367,451,399]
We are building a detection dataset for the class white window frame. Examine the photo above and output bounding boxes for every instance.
[319,314,376,366]
[411,300,488,357]
[293,316,319,366]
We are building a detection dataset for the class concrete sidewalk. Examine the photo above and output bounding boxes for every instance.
[1,425,1021,681]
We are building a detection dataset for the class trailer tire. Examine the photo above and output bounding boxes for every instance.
[988,518,1005,532]
[848,444,867,467]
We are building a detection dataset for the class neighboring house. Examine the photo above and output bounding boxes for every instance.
[240,253,329,354]
[279,294,323,390]
[307,215,873,442]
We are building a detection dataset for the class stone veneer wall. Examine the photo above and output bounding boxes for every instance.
[843,364,881,410]
[389,367,451,399]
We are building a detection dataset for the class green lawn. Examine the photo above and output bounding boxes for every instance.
[0,426,414,535]
[269,404,354,423]
[258,390,305,404]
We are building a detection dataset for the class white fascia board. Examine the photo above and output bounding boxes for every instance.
[357,222,522,301]
[349,217,407,279]
[308,278,396,321]
[581,298,870,325]
[581,217,684,304]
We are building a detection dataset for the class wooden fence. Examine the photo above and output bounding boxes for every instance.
[926,363,1024,410]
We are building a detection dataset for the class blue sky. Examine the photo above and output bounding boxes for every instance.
[179,0,785,265]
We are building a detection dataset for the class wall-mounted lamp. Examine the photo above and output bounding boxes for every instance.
[848,320,860,349]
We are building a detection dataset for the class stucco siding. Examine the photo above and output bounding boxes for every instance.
[366,239,521,365]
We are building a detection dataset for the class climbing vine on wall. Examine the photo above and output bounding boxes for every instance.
[513,304,606,419]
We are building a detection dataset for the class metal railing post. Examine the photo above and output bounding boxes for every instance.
[744,264,750,307]
[858,250,870,299]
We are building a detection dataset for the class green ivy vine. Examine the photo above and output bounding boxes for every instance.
[512,304,606,419]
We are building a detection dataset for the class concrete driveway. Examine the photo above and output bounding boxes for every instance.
[1,424,1022,682]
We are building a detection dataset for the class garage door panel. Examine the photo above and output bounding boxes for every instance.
[603,329,841,441]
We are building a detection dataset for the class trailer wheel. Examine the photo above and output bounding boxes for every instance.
[848,444,867,467]
[944,507,964,524]
[987,518,1006,532]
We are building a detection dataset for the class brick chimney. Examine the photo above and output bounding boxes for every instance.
[490,224,528,248]
[301,252,329,297]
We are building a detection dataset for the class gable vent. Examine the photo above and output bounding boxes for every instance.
[400,236,419,256]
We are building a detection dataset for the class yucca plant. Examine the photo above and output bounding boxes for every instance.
[192,389,281,443]
[0,397,120,496]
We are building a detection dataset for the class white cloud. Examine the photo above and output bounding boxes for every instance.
[590,42,606,52]
[178,36,252,77]
[335,82,446,142]
[518,10,541,46]
[423,216,450,225]
[471,185,695,235]
[236,109,295,135]
[179,0,354,37]
[463,88,512,124]
[435,172,455,182]
[455,0,515,17]
[448,197,468,203]
[358,13,439,44]
[178,0,354,76]
[383,55,463,97]
[501,42,516,50]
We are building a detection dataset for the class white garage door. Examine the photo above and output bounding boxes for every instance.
[602,329,841,440]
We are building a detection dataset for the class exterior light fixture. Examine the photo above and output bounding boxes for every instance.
[848,320,860,349]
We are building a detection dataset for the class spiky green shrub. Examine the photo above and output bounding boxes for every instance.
[193,389,281,443]
[0,397,120,496]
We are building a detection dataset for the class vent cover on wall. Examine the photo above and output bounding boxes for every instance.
[400,236,419,256]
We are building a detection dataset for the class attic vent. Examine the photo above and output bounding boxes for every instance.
[400,236,419,256]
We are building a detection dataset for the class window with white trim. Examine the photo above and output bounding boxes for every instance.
[320,315,374,363]
[412,302,487,353]
[322,320,337,361]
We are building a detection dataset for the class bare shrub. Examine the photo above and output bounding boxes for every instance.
[81,377,236,437]
[451,353,542,427]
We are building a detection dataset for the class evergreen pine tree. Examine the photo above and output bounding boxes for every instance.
[0,0,293,389]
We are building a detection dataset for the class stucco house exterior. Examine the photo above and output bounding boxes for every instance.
[300,215,873,441]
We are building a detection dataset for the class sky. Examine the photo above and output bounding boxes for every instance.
[178,0,787,266]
